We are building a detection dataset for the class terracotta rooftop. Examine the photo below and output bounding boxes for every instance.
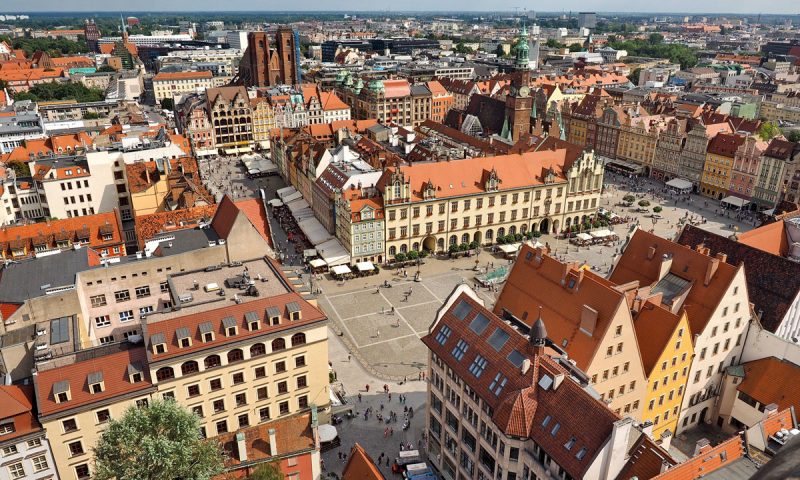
[0,385,41,442]
[653,434,748,480]
[633,301,687,377]
[134,204,218,249]
[614,434,677,480]
[35,346,154,418]
[0,210,125,259]
[610,229,739,336]
[378,150,571,203]
[738,357,800,413]
[342,443,385,480]
[217,411,315,471]
[422,288,620,479]
[707,133,746,158]
[493,245,628,370]
[234,198,273,247]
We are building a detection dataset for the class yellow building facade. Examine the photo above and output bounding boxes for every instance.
[700,133,744,200]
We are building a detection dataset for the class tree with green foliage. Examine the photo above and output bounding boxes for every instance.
[454,42,472,54]
[647,33,664,45]
[160,98,175,111]
[638,199,651,207]
[629,68,642,86]
[83,112,102,120]
[786,130,800,143]
[608,38,697,69]
[653,206,663,213]
[92,399,225,480]
[545,39,564,49]
[13,81,105,103]
[248,462,284,480]
[97,65,117,73]
[757,122,782,141]
[495,44,508,58]
[0,35,87,57]
[568,43,583,52]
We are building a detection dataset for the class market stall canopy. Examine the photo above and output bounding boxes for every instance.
[590,229,613,238]
[267,199,283,207]
[318,238,350,266]
[498,243,521,254]
[331,265,352,276]
[356,261,375,272]
[665,178,693,192]
[318,424,338,443]
[297,218,332,245]
[576,233,593,241]
[241,155,277,175]
[282,191,303,203]
[309,258,327,268]
[721,196,749,209]
[277,186,298,200]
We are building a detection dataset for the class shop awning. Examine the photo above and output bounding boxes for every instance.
[576,233,593,241]
[331,265,352,276]
[721,196,749,209]
[304,249,318,258]
[277,186,297,200]
[356,261,375,272]
[590,229,613,238]
[666,178,693,191]
[318,238,351,266]
[297,218,331,245]
[498,243,521,254]
[287,198,310,214]
[268,199,283,207]
[309,258,327,268]
[319,424,338,443]
[282,191,303,203]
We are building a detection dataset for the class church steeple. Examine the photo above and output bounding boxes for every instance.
[514,23,530,71]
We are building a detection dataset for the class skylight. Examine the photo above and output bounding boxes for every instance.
[576,447,587,460]
[452,300,472,320]
[564,437,576,450]
[435,325,451,345]
[451,339,469,361]
[542,415,552,427]
[469,313,490,335]
[507,349,525,368]
[551,423,561,436]
[468,355,488,378]
[489,372,508,396]
[487,328,510,352]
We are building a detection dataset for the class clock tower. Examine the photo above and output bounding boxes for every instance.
[504,24,533,142]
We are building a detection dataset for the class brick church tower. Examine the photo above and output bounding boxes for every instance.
[235,27,299,88]
[504,25,533,142]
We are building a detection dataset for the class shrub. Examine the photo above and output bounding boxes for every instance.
[623,194,636,203]
[394,252,407,263]
[638,199,651,207]
[653,206,663,213]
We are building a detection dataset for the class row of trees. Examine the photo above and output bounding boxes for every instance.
[12,81,105,103]
[608,33,698,69]
[0,35,87,57]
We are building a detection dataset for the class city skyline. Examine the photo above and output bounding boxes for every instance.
[2,1,800,15]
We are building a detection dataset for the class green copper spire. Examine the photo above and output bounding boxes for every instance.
[514,23,530,70]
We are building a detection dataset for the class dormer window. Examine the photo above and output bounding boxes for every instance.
[266,306,281,326]
[199,322,214,342]
[222,316,237,337]
[151,333,167,354]
[423,180,436,200]
[485,168,500,191]
[53,380,71,403]
[128,363,143,383]
[287,302,302,321]
[176,327,192,348]
[88,371,104,394]
[245,311,260,331]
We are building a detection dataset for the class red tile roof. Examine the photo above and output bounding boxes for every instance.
[633,301,687,377]
[614,434,676,480]
[653,434,747,480]
[146,292,326,362]
[738,357,800,413]
[134,204,218,248]
[342,443,385,480]
[217,411,315,471]
[737,220,789,257]
[234,198,273,248]
[609,230,739,336]
[762,408,796,438]
[0,210,125,259]
[422,290,620,479]
[0,385,41,442]
[35,346,154,417]
[494,245,628,370]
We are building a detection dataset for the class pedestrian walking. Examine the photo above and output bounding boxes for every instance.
[358,393,362,402]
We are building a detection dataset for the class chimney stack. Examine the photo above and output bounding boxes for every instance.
[694,438,711,456]
[236,432,247,461]
[268,428,278,457]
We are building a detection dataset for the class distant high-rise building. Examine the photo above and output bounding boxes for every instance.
[84,19,100,52]
[234,27,299,88]
[226,30,249,51]
[578,12,597,29]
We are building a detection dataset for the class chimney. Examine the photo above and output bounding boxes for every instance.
[641,420,654,439]
[552,373,565,390]
[695,243,710,256]
[236,432,247,461]
[601,418,634,480]
[660,429,673,452]
[647,246,656,260]
[658,253,673,280]
[704,257,720,286]
[521,358,531,375]
[579,304,598,336]
[694,438,711,456]
[763,403,779,419]
[268,428,277,456]
[715,251,728,264]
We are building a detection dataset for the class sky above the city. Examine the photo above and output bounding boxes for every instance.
[3,0,800,14]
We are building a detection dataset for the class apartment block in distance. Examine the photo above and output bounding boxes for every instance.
[152,70,214,102]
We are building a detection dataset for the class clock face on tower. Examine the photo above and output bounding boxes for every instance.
[519,86,530,98]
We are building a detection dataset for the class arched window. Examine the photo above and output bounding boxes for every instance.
[449,235,457,245]
[400,244,408,253]
[461,233,469,244]
[291,333,306,347]
[486,229,494,241]
[227,348,244,363]
[412,242,420,251]
[250,343,266,357]
[204,354,221,369]
[272,338,286,351]
[156,366,175,381]
[509,226,517,235]
[497,227,505,238]
[389,246,397,256]
[181,361,199,376]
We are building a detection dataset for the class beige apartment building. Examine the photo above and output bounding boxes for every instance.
[494,245,648,420]
[378,141,604,258]
[610,230,750,434]
[152,70,214,102]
